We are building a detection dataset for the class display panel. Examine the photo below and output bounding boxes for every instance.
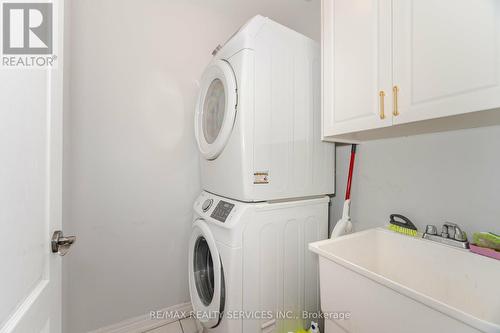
[210,200,234,223]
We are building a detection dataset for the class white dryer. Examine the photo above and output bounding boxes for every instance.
[195,15,335,202]
[188,191,329,333]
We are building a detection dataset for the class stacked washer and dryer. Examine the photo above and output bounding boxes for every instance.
[188,15,335,333]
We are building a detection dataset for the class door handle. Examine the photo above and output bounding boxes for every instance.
[51,230,76,256]
[379,91,386,119]
[393,85,400,116]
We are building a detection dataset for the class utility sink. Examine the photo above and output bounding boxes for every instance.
[309,228,500,333]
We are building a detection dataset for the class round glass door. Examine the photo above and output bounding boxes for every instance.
[195,60,237,160]
[193,236,215,306]
[188,219,225,328]
[202,79,226,145]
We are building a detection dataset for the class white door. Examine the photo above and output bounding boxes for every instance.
[195,60,238,160]
[0,2,65,333]
[393,0,500,125]
[322,0,393,137]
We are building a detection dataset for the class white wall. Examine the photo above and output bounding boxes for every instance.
[332,125,500,238]
[64,1,320,332]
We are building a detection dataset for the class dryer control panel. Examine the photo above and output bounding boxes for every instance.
[210,200,234,223]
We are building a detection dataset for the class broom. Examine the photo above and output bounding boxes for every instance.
[330,144,357,238]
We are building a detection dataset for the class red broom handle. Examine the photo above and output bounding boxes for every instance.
[345,144,357,200]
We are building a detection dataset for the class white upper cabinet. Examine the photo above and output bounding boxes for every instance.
[393,0,500,125]
[322,0,500,142]
[322,0,392,138]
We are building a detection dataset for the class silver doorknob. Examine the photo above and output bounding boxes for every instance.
[51,230,76,256]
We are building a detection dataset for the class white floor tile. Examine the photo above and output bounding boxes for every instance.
[145,321,183,333]
[179,317,200,333]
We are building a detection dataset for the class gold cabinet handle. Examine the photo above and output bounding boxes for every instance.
[393,85,400,116]
[379,91,386,119]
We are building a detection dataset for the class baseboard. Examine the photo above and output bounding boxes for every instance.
[88,302,193,333]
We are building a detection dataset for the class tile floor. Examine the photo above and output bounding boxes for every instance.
[144,317,201,333]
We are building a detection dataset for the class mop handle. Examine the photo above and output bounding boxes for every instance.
[345,144,357,200]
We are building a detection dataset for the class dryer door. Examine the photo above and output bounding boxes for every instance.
[188,219,225,328]
[195,60,237,160]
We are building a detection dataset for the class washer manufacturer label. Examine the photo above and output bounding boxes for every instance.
[253,171,269,184]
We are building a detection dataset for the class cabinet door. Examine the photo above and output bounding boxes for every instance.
[393,0,500,125]
[322,0,392,137]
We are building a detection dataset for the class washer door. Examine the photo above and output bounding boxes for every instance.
[188,219,225,328]
[195,60,237,160]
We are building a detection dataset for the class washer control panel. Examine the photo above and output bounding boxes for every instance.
[210,200,235,223]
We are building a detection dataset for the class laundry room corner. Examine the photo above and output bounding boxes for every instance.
[3,1,500,333]
[62,1,322,332]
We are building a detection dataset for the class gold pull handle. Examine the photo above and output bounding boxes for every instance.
[393,85,400,116]
[379,91,386,119]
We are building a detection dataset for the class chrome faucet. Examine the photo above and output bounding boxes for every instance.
[423,222,469,249]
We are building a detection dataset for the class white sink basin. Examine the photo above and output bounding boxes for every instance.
[309,228,500,333]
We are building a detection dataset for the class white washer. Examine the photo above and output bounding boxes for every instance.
[188,191,329,333]
[195,15,335,202]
